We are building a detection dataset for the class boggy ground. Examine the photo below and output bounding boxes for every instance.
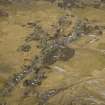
[0,1,105,105]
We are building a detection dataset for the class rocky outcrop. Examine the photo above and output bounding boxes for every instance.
[1,0,105,8]
[54,0,105,8]
[0,0,33,5]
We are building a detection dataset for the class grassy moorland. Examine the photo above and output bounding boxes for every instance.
[0,1,105,105]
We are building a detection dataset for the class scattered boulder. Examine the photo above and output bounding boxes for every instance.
[23,79,41,87]
[18,44,31,52]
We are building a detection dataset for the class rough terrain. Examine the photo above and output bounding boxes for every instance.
[0,0,105,105]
